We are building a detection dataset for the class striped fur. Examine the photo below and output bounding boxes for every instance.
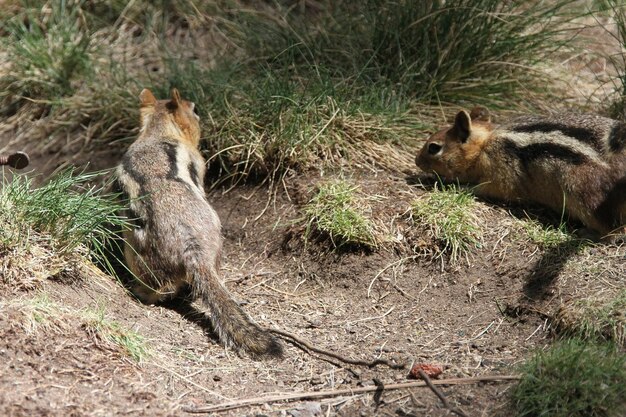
[416,107,626,238]
[116,88,282,358]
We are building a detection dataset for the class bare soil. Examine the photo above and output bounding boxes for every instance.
[2,137,623,416]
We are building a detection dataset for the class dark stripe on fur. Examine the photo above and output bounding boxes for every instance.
[188,161,200,188]
[503,139,587,167]
[162,142,179,181]
[121,154,148,192]
[511,122,603,153]
[608,123,626,153]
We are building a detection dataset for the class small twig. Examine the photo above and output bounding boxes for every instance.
[182,375,520,414]
[367,257,414,298]
[417,369,469,417]
[270,328,404,370]
[345,306,395,326]
[472,320,495,340]
[525,323,543,341]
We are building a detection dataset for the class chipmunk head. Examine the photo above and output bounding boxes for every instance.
[416,106,493,181]
[138,88,201,147]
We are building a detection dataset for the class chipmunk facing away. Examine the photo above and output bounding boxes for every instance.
[115,88,282,358]
[416,107,626,239]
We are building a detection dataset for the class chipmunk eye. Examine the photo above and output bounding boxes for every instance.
[428,143,442,155]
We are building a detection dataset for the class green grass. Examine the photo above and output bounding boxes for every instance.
[17,293,69,334]
[0,1,92,102]
[410,183,481,263]
[83,306,149,362]
[0,169,127,255]
[556,290,626,347]
[602,0,626,120]
[511,339,626,417]
[0,169,129,288]
[3,293,149,361]
[303,180,379,249]
[232,0,572,106]
[159,0,574,180]
[518,217,575,249]
[160,60,424,182]
[0,0,576,183]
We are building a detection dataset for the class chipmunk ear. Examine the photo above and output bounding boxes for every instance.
[170,88,182,107]
[469,106,491,122]
[453,110,472,142]
[139,89,157,107]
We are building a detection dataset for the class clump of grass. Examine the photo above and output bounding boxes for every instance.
[165,0,571,180]
[16,293,70,334]
[601,0,626,120]
[410,183,481,264]
[555,290,626,347]
[0,169,129,287]
[83,306,149,362]
[162,61,423,181]
[1,169,127,255]
[518,217,574,249]
[0,1,93,103]
[234,0,571,105]
[303,180,379,249]
[511,339,626,417]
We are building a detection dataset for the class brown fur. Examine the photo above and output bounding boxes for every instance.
[116,88,282,358]
[416,107,626,238]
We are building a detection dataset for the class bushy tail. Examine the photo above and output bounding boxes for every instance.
[188,260,283,358]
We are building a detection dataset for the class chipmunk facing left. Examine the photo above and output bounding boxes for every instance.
[416,107,626,238]
[115,88,282,358]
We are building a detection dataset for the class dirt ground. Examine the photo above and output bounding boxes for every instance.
[2,133,624,417]
[1,12,625,413]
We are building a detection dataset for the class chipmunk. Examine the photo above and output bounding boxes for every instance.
[115,88,282,357]
[416,106,626,239]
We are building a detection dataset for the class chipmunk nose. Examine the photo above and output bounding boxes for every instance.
[428,143,442,155]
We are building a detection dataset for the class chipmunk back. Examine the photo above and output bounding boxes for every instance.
[416,107,626,238]
[115,88,282,357]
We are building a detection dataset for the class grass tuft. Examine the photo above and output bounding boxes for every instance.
[83,306,149,362]
[303,180,379,249]
[602,0,626,120]
[555,289,626,347]
[16,293,69,334]
[410,183,481,264]
[518,217,574,249]
[0,1,93,102]
[233,0,572,106]
[0,168,129,287]
[1,168,127,255]
[511,339,626,417]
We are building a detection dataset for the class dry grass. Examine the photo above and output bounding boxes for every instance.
[1,290,149,362]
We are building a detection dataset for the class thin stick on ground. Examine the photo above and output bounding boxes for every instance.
[417,369,469,417]
[270,328,405,370]
[182,375,520,414]
[367,257,417,298]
